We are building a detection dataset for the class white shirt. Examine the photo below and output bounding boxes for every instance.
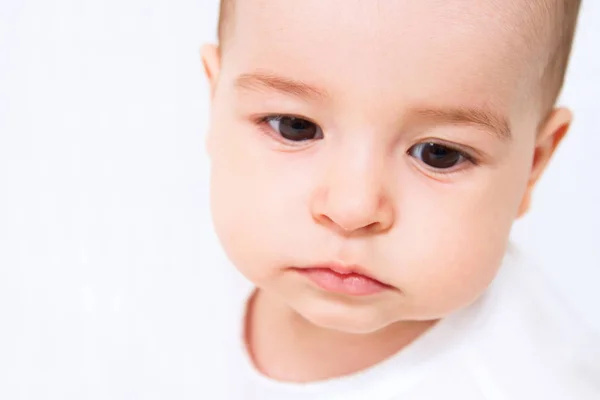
[222,247,600,399]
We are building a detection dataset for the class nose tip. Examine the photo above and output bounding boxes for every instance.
[312,187,394,235]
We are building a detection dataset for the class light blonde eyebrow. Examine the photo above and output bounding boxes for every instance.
[234,72,511,140]
[234,71,329,100]
[412,107,512,140]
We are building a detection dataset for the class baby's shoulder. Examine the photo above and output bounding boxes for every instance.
[459,249,600,399]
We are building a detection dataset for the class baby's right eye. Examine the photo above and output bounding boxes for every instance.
[264,116,324,142]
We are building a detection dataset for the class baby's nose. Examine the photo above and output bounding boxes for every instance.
[310,165,395,235]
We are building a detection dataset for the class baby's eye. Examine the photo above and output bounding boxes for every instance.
[266,116,324,142]
[408,142,468,170]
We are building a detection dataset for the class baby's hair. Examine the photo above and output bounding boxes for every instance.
[217,0,234,47]
[537,0,581,112]
[216,0,581,113]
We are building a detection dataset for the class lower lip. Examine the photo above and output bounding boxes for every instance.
[296,268,391,296]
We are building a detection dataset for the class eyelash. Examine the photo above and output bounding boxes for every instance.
[252,114,480,173]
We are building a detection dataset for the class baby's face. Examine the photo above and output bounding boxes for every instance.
[204,0,569,332]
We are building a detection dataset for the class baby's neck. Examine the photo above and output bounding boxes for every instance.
[244,288,437,383]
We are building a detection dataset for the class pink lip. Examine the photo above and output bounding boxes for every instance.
[293,263,392,296]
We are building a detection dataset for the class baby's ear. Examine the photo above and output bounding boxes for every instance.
[201,44,221,158]
[518,107,572,218]
[201,44,221,98]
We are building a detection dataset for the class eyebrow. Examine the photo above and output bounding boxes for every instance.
[234,72,511,140]
[412,107,512,140]
[234,71,329,100]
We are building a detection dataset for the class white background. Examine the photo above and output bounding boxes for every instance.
[0,1,598,399]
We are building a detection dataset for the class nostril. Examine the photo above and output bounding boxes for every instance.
[314,212,383,236]
[364,221,381,232]
[314,213,336,229]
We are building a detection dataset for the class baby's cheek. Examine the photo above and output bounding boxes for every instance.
[397,186,514,317]
[209,162,293,284]
[403,235,506,319]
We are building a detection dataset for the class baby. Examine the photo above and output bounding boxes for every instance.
[201,0,599,398]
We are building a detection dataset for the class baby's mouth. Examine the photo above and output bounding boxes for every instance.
[291,263,393,296]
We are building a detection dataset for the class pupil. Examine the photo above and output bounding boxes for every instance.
[422,143,460,168]
[279,117,318,141]
[292,121,305,129]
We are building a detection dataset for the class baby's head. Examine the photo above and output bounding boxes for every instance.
[203,0,580,333]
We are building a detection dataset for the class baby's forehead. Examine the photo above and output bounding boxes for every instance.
[229,0,551,48]
[221,0,578,116]
[226,1,548,113]
[230,0,550,74]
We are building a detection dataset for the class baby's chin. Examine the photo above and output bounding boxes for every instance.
[285,291,440,335]
[301,308,393,335]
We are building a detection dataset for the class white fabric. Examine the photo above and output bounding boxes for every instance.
[223,247,600,399]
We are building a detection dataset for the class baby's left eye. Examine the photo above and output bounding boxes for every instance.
[265,116,323,142]
[408,142,468,170]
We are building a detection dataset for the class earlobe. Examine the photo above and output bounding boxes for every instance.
[201,44,221,97]
[517,107,572,218]
[517,193,531,218]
